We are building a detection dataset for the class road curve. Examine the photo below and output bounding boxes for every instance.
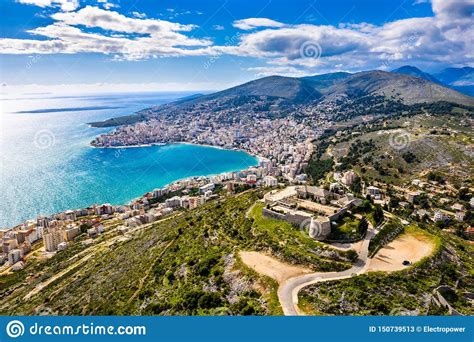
[278,227,375,315]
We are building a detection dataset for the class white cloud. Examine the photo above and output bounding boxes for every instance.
[1,6,215,60]
[233,18,285,30]
[51,6,197,35]
[247,66,309,78]
[224,0,474,72]
[17,0,79,11]
[97,0,119,10]
[431,0,474,18]
[132,11,146,19]
[4,0,474,72]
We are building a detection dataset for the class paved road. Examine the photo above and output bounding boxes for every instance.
[278,227,375,315]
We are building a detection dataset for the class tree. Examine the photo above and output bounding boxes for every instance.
[358,218,369,235]
[458,187,470,201]
[350,178,362,194]
[373,204,384,225]
[389,197,399,210]
[427,172,445,184]
[402,151,417,163]
[198,292,222,309]
[79,223,91,234]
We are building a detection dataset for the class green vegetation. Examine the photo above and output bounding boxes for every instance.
[0,191,354,315]
[402,151,417,163]
[307,157,334,184]
[427,172,446,184]
[88,113,146,128]
[329,113,474,186]
[368,219,404,257]
[327,214,368,241]
[336,139,376,172]
[300,226,474,316]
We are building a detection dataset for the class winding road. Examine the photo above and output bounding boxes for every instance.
[278,226,376,315]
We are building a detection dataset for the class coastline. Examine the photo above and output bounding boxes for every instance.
[90,140,266,163]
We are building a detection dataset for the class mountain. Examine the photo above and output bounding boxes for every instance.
[434,67,474,85]
[178,76,322,105]
[433,67,474,96]
[391,65,440,84]
[90,69,474,128]
[324,70,474,105]
[301,72,352,90]
[187,70,473,106]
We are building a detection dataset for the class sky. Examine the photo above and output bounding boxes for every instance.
[0,0,473,93]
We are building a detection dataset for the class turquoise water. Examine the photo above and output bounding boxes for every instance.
[0,92,257,228]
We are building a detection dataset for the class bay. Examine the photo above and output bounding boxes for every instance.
[0,92,257,228]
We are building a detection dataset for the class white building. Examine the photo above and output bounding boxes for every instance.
[43,230,64,252]
[165,196,181,208]
[57,242,68,251]
[341,171,358,186]
[294,174,307,183]
[367,186,381,199]
[199,183,215,194]
[455,211,466,221]
[433,211,449,222]
[8,249,22,265]
[246,174,257,183]
[263,176,278,187]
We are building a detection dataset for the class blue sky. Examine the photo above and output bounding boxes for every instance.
[0,0,473,93]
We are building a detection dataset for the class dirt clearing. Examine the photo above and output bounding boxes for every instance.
[368,231,435,272]
[239,251,311,284]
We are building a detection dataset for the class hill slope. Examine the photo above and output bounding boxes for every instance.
[325,71,474,106]
[434,67,474,96]
[301,72,352,91]
[0,191,354,315]
[176,76,322,106]
[90,69,474,128]
[392,65,440,84]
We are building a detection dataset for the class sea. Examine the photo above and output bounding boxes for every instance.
[0,91,258,229]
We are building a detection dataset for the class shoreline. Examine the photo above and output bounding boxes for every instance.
[90,140,266,163]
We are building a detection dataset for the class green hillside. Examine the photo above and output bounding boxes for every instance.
[0,191,354,315]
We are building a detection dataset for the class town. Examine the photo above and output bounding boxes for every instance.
[90,94,329,182]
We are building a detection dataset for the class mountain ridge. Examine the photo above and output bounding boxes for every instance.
[89,68,474,128]
[170,69,474,108]
[391,65,441,84]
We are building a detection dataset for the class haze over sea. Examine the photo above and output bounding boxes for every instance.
[0,92,257,228]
